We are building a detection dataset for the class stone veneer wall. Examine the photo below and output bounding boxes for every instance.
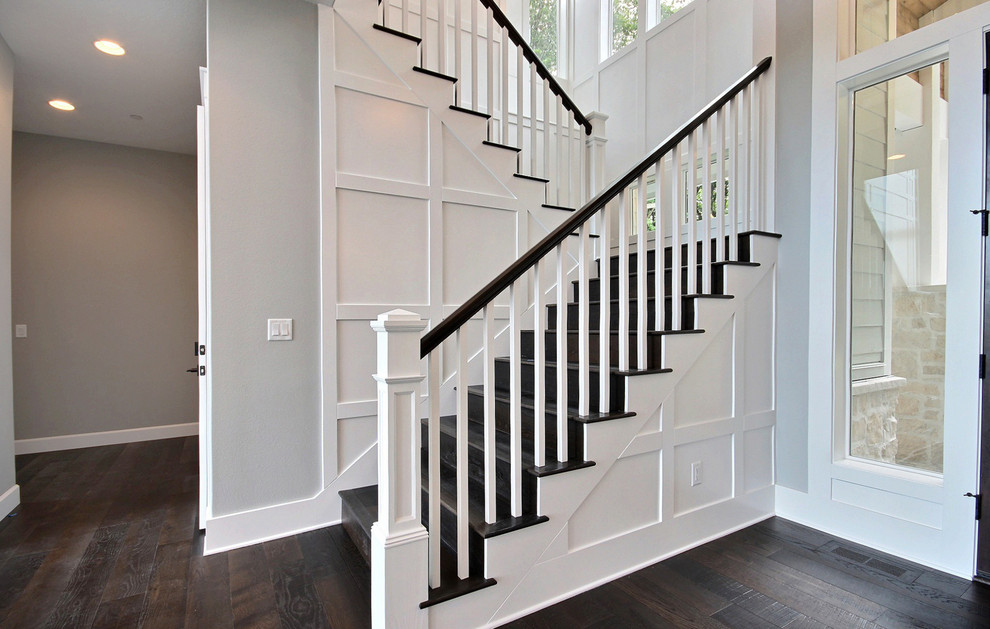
[851,376,904,463]
[890,286,946,472]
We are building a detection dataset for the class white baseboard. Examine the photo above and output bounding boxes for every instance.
[203,442,377,555]
[0,484,20,517]
[15,422,198,455]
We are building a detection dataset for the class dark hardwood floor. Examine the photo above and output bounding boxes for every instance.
[0,438,986,628]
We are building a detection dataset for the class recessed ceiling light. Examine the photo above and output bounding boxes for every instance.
[888,153,906,161]
[49,99,75,111]
[94,40,125,56]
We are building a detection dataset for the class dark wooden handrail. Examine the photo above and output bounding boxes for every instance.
[478,0,591,134]
[420,56,771,358]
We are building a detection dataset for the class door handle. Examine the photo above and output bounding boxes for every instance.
[186,368,198,373]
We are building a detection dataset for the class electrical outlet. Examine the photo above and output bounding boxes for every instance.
[690,461,703,486]
[14,325,26,338]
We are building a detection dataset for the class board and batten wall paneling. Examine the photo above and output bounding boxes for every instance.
[207,0,322,516]
[11,133,197,441]
[0,32,16,507]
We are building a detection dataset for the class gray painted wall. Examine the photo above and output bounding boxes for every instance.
[10,133,197,441]
[207,0,322,516]
[773,0,813,492]
[0,34,15,497]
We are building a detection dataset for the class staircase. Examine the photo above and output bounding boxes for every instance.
[329,0,777,626]
[341,231,777,601]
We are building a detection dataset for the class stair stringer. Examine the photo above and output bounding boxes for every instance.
[426,234,779,628]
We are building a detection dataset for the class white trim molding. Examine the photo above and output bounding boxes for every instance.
[203,441,377,555]
[0,484,21,518]
[14,422,198,455]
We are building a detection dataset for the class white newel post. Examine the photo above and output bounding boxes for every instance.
[585,112,609,256]
[370,310,429,629]
[585,111,608,200]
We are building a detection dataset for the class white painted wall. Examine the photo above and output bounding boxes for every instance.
[0,32,17,515]
[569,0,760,181]
[10,133,197,443]
[773,0,812,492]
[206,0,322,517]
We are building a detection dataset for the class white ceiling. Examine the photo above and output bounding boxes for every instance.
[0,0,206,155]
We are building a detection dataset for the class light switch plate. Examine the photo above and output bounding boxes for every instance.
[14,324,26,338]
[267,318,293,341]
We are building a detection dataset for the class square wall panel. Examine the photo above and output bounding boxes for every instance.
[337,189,428,305]
[443,203,516,305]
[335,87,429,185]
[673,434,733,517]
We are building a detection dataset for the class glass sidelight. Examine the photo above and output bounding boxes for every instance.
[848,61,949,474]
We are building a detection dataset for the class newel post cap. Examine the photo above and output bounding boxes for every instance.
[586,111,608,136]
[370,309,428,333]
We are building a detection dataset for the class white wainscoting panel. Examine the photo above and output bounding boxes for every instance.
[568,450,661,550]
[673,318,734,426]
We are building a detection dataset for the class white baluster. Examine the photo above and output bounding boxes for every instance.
[728,97,739,261]
[471,0,478,110]
[516,47,524,151]
[670,144,682,330]
[482,302,496,524]
[555,243,568,462]
[578,223,591,417]
[501,26,509,143]
[533,259,545,469]
[555,96,564,206]
[598,204,611,413]
[618,189,630,371]
[419,0,427,58]
[567,111,576,208]
[453,0,461,105]
[530,63,538,176]
[509,281,522,517]
[402,0,409,35]
[427,351,441,588]
[369,310,429,629]
[716,107,726,263]
[741,85,751,239]
[701,118,712,294]
[486,9,494,116]
[654,160,665,331]
[686,130,697,296]
[455,328,469,579]
[437,0,446,75]
[543,80,550,179]
[636,173,647,368]
[752,77,761,231]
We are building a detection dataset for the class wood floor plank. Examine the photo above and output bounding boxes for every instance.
[102,516,166,602]
[139,540,193,629]
[0,550,48,622]
[92,593,145,629]
[228,543,280,629]
[263,537,331,629]
[769,548,980,629]
[688,539,883,628]
[184,546,234,629]
[43,522,129,628]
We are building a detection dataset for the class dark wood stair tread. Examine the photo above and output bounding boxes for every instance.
[422,455,549,541]
[421,548,497,608]
[482,140,521,152]
[413,66,457,82]
[503,356,671,378]
[542,203,575,212]
[449,105,490,119]
[466,384,635,426]
[513,173,550,183]
[371,23,421,44]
